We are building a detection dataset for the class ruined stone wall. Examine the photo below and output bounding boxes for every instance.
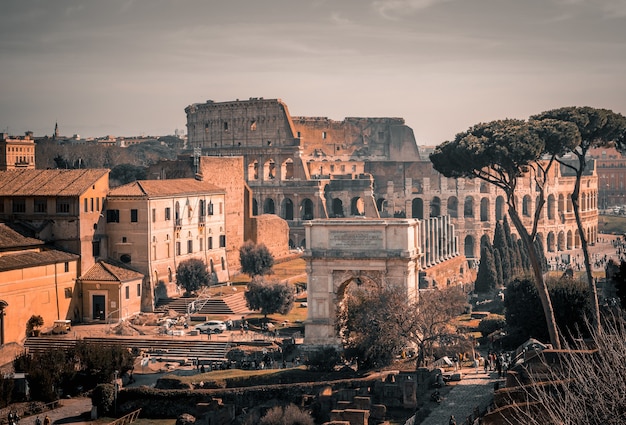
[246,214,290,260]
[186,98,298,150]
[198,156,247,273]
[292,116,422,161]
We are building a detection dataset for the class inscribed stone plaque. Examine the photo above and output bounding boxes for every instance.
[329,230,383,250]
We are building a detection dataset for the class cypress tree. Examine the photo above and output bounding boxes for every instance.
[493,249,504,288]
[493,221,512,284]
[476,238,498,293]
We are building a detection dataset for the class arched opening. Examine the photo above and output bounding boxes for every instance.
[464,196,474,218]
[248,159,259,180]
[447,196,458,218]
[430,197,441,218]
[302,198,314,220]
[557,231,566,251]
[263,198,275,214]
[547,232,556,252]
[283,198,294,220]
[263,159,276,180]
[350,197,365,216]
[480,197,489,222]
[332,198,344,217]
[558,194,565,213]
[522,195,531,217]
[495,196,505,221]
[412,198,424,219]
[567,230,573,249]
[464,235,475,259]
[547,194,556,220]
[376,198,386,213]
[281,158,294,180]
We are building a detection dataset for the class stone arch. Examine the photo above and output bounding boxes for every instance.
[495,196,505,221]
[558,231,566,251]
[567,230,573,249]
[350,197,365,216]
[281,158,294,180]
[480,197,489,222]
[376,198,387,214]
[464,196,474,218]
[547,194,556,220]
[263,158,276,180]
[263,198,275,214]
[331,198,344,217]
[464,235,475,259]
[430,196,441,218]
[283,198,294,220]
[522,195,531,217]
[547,232,556,252]
[412,198,424,219]
[248,159,259,180]
[335,270,384,301]
[447,196,458,218]
[302,198,314,220]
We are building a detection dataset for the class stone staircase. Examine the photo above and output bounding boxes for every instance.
[24,336,230,362]
[156,292,249,316]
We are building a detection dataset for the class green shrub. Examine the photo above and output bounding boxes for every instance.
[478,316,506,338]
[260,404,314,425]
[91,383,116,416]
[305,347,341,372]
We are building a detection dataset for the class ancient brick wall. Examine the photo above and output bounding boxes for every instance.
[246,214,290,260]
[198,156,247,273]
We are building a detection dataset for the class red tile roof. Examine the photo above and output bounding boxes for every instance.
[0,249,79,272]
[108,178,223,198]
[0,169,109,196]
[0,224,43,249]
[80,261,144,282]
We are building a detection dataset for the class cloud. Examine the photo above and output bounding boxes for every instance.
[372,0,454,19]
[330,12,353,25]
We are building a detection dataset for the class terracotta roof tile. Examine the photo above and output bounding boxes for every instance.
[0,224,43,249]
[0,169,109,197]
[80,261,144,282]
[108,178,223,198]
[0,249,79,272]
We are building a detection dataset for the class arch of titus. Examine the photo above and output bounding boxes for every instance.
[303,217,463,346]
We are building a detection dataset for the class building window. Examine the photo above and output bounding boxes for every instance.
[176,242,181,256]
[208,202,214,215]
[152,208,156,222]
[322,131,327,139]
[84,198,88,213]
[125,286,130,299]
[208,237,213,249]
[187,240,193,253]
[64,288,73,298]
[34,198,47,213]
[131,209,138,222]
[224,122,228,131]
[56,198,70,214]
[137,283,141,297]
[219,235,226,248]
[96,198,100,211]
[122,237,127,243]
[64,262,69,273]
[12,198,26,213]
[106,209,120,223]
[165,207,171,220]
[168,268,173,282]
[92,240,100,257]
[90,198,94,211]
[0,197,4,213]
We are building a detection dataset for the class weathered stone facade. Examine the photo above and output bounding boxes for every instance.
[186,98,599,266]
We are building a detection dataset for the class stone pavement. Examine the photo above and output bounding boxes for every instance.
[417,366,503,425]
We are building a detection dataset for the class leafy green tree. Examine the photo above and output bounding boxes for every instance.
[430,118,579,349]
[505,276,590,344]
[26,314,44,336]
[531,107,626,332]
[244,276,295,319]
[493,221,512,284]
[475,237,497,293]
[239,241,274,277]
[109,164,147,186]
[176,258,211,295]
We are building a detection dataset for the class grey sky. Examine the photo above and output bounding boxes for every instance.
[1,0,625,144]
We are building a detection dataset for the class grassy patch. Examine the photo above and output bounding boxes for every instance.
[598,215,626,235]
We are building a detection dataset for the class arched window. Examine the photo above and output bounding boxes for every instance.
[464,196,474,218]
[412,198,424,219]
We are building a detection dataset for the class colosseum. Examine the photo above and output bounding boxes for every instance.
[185,98,598,277]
